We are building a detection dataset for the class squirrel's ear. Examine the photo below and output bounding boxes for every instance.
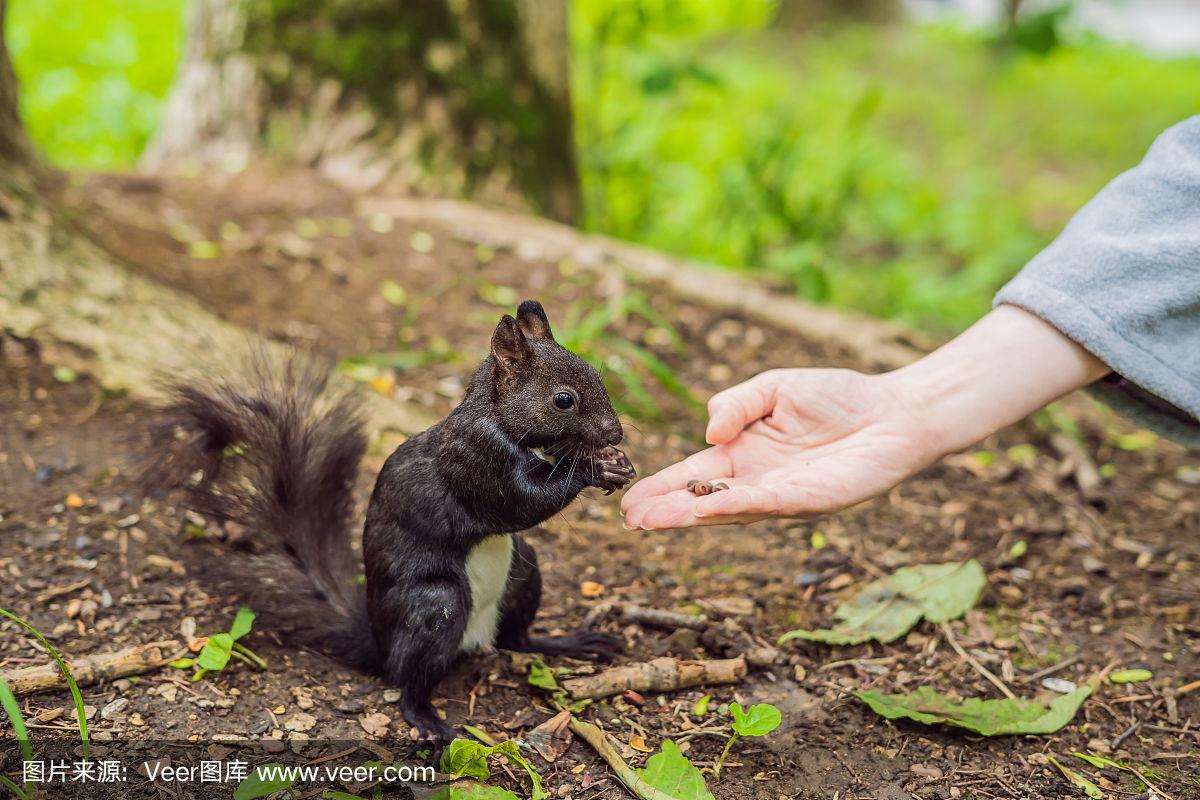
[516,299,554,341]
[491,314,532,380]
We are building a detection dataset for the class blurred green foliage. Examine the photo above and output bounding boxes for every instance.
[6,0,1200,330]
[572,1,1200,330]
[5,0,183,168]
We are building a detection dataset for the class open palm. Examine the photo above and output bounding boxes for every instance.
[621,369,932,529]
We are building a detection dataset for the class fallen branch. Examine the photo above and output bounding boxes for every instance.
[568,716,679,800]
[562,656,746,701]
[2,641,180,696]
[619,605,709,632]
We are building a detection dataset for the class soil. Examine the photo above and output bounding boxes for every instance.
[0,166,1196,800]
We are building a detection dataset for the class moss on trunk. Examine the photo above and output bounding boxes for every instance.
[148,0,579,222]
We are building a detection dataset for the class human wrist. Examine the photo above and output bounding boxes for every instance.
[879,305,1109,461]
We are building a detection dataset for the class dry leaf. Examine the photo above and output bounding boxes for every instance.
[526,709,573,762]
[359,712,391,737]
[629,735,654,753]
[65,493,84,508]
[580,581,605,598]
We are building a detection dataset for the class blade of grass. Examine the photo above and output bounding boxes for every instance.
[0,678,32,765]
[0,677,33,796]
[0,772,31,800]
[0,609,89,757]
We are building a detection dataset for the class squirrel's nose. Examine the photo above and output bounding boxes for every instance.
[603,423,623,447]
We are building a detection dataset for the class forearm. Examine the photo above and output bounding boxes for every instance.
[883,305,1110,461]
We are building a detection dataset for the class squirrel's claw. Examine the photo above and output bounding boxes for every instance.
[592,446,636,493]
[402,704,456,766]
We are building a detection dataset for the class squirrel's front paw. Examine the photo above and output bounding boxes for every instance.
[592,446,635,494]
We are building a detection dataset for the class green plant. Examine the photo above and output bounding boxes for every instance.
[555,289,701,421]
[6,0,185,168]
[0,676,31,799]
[526,658,591,714]
[170,606,266,681]
[712,702,781,778]
[440,739,548,800]
[0,608,92,798]
[233,764,296,800]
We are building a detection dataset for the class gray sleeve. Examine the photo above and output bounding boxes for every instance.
[994,115,1200,447]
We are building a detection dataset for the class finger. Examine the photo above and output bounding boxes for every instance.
[705,372,779,445]
[693,484,783,518]
[624,476,754,529]
[619,447,732,516]
[635,495,771,529]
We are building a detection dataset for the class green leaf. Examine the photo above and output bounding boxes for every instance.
[478,282,518,308]
[187,240,222,259]
[168,658,193,669]
[380,280,407,306]
[491,741,547,800]
[196,632,234,672]
[1047,755,1105,798]
[233,764,296,800]
[637,739,715,800]
[1108,669,1152,684]
[440,739,493,781]
[1071,752,1123,770]
[409,231,435,253]
[527,658,560,692]
[52,365,77,383]
[779,560,986,646]
[229,606,255,641]
[729,703,781,737]
[323,792,369,800]
[426,786,521,800]
[856,682,1094,736]
[692,694,711,717]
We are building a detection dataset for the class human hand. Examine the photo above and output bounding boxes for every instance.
[620,306,1109,530]
[621,368,934,529]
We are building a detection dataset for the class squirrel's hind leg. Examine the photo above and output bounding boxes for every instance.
[378,579,467,762]
[495,536,622,662]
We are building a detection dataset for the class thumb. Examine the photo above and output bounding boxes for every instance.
[705,372,779,445]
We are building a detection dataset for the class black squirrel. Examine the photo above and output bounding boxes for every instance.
[147,300,635,754]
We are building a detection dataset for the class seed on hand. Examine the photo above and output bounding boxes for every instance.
[687,479,729,496]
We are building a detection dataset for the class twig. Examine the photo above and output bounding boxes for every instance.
[563,657,746,700]
[1049,433,1102,501]
[568,717,680,800]
[1111,698,1163,750]
[2,641,181,696]
[940,623,1017,700]
[1019,654,1081,684]
[1176,678,1200,696]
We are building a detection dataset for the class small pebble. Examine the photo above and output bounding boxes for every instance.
[1042,677,1077,694]
[100,698,129,719]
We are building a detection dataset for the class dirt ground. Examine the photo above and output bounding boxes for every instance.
[0,166,1196,799]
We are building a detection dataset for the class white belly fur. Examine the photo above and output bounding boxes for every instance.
[459,534,515,653]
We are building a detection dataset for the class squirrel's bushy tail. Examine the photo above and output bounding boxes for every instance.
[146,359,378,671]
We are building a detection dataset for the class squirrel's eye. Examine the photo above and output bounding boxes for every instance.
[553,392,575,410]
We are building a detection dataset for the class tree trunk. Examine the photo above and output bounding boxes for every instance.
[0,0,29,168]
[144,0,580,223]
[0,1,430,435]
